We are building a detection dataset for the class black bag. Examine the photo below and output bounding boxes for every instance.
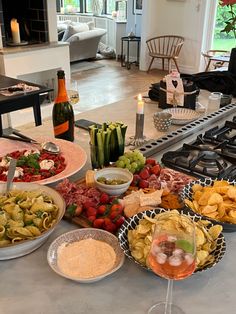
[181,71,236,96]
[148,83,160,101]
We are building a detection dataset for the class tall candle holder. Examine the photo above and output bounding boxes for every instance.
[128,113,148,147]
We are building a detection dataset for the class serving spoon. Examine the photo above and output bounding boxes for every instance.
[6,158,17,193]
[2,130,60,154]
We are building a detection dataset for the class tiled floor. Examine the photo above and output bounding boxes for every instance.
[9,59,165,128]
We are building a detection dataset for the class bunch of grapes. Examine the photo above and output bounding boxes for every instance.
[115,150,146,174]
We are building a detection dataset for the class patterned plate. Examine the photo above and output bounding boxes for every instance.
[118,208,226,274]
[47,228,125,283]
[163,108,202,125]
[180,178,236,232]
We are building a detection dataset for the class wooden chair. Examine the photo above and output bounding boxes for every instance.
[146,35,185,73]
[202,50,230,72]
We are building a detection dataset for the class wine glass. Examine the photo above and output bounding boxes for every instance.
[66,79,80,105]
[147,212,196,314]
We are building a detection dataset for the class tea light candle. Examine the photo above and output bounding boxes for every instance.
[11,18,21,44]
[137,94,144,114]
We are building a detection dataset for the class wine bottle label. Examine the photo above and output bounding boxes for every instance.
[54,121,69,136]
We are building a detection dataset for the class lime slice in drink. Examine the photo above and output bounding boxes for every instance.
[176,239,194,254]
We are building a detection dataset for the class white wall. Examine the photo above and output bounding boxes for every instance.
[140,0,210,73]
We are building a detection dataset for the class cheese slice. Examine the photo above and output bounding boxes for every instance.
[86,170,95,187]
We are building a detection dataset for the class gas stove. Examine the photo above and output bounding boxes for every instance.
[137,103,236,180]
[161,118,236,180]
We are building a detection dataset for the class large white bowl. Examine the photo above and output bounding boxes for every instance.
[0,182,65,260]
[47,228,125,283]
[94,167,133,196]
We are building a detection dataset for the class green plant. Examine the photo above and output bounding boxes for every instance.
[219,0,236,39]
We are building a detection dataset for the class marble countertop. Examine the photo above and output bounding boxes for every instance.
[1,92,236,314]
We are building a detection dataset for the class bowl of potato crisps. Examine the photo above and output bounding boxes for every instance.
[180,178,236,232]
[118,208,226,273]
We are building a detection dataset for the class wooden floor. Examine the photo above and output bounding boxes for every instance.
[71,58,166,112]
[10,59,166,128]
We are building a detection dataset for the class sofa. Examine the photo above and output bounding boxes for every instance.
[58,21,106,62]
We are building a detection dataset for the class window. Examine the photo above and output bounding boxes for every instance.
[63,0,81,12]
[213,3,235,50]
[106,0,116,14]
[61,0,120,15]
[85,0,92,13]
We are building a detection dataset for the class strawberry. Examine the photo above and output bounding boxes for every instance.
[146,159,156,166]
[75,205,83,216]
[109,210,120,221]
[97,205,107,215]
[151,164,161,176]
[100,192,110,204]
[83,200,97,210]
[131,174,141,186]
[139,179,149,189]
[104,221,117,233]
[139,168,150,180]
[87,215,96,223]
[110,203,123,214]
[86,206,97,217]
[93,218,104,228]
[115,216,125,228]
[109,196,119,204]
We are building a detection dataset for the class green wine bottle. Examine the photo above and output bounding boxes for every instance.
[52,70,74,141]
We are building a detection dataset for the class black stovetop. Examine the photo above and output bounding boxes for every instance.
[161,116,236,180]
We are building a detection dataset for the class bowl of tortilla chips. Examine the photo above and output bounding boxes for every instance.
[180,178,236,232]
[118,208,226,274]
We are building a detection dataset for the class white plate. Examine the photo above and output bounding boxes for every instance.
[163,108,202,125]
[0,137,87,185]
[47,228,125,283]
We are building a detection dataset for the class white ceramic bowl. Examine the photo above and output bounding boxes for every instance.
[94,167,133,196]
[47,228,125,283]
[0,182,65,260]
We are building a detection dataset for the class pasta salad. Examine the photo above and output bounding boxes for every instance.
[0,189,59,247]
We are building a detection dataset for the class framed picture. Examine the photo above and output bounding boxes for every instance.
[133,0,142,15]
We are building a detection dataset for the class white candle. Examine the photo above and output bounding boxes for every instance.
[137,94,144,114]
[11,18,21,44]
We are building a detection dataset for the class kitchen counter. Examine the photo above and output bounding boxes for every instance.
[1,92,236,314]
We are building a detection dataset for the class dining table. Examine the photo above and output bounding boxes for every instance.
[0,91,236,314]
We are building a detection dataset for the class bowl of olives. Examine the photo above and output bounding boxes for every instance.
[94,167,133,196]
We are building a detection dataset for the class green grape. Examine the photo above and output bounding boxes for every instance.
[119,156,127,162]
[116,160,125,168]
[126,164,131,171]
[125,151,133,159]
[117,150,146,172]
[130,167,136,174]
[124,158,131,165]
[131,162,138,170]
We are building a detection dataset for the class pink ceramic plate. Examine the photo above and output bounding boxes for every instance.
[0,137,87,185]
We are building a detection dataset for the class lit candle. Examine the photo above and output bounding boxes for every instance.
[10,18,21,44]
[137,94,144,114]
